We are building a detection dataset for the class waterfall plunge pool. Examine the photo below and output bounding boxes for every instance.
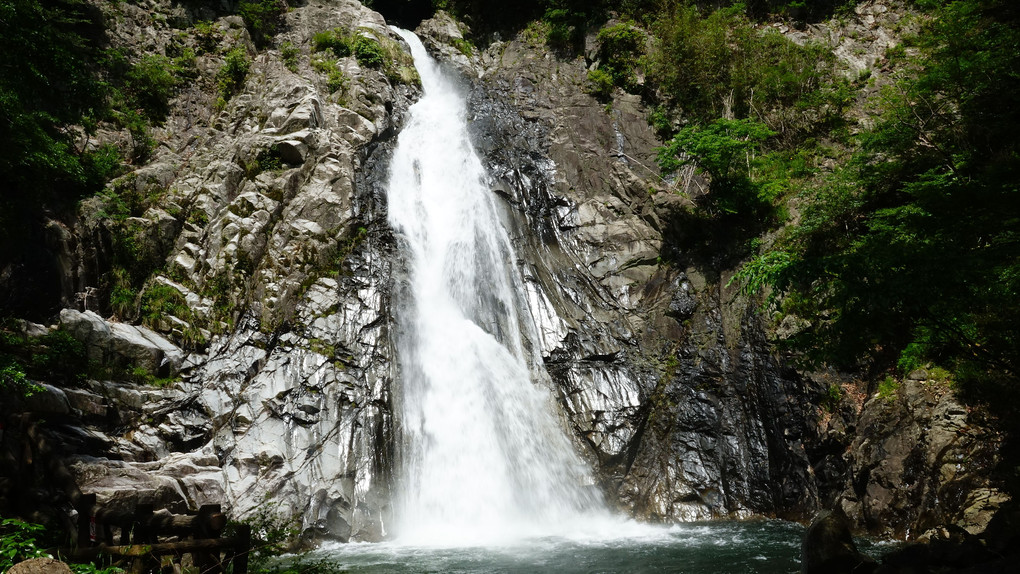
[271,520,892,573]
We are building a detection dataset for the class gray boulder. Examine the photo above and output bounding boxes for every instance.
[17,383,71,415]
[7,558,73,574]
[59,309,183,376]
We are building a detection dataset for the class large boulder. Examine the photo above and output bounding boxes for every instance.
[59,309,183,376]
[68,451,225,516]
[802,509,878,574]
[7,558,73,574]
[15,383,71,415]
[58,309,111,364]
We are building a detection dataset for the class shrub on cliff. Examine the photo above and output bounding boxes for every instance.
[216,46,252,106]
[239,0,288,47]
[313,28,386,69]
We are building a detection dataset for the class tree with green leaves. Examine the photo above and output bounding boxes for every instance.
[734,0,1020,409]
[0,0,113,316]
[658,118,778,216]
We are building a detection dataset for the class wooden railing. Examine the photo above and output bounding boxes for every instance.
[67,499,251,574]
[13,417,250,573]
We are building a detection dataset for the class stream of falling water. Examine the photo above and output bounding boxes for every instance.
[385,28,607,545]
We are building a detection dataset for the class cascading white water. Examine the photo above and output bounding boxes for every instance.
[386,29,605,545]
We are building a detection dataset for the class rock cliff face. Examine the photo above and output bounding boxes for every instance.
[57,0,419,542]
[416,11,821,523]
[17,0,1005,544]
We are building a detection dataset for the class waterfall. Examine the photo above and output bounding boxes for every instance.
[386,29,605,545]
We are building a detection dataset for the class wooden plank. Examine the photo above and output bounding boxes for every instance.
[65,536,249,559]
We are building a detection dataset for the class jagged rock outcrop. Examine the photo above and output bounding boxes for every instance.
[58,0,419,542]
[60,309,184,376]
[821,375,1008,539]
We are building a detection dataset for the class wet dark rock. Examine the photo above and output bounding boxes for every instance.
[829,378,1006,538]
[14,384,72,416]
[875,519,1020,573]
[802,509,877,574]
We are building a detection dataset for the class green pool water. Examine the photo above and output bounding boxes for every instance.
[277,520,893,573]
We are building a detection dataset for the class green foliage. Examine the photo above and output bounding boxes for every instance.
[0,362,41,398]
[743,0,856,22]
[0,517,47,571]
[228,498,300,573]
[598,22,645,87]
[193,20,221,53]
[658,118,780,220]
[732,0,1020,414]
[312,25,424,87]
[216,46,252,106]
[92,176,174,309]
[659,118,774,181]
[32,330,88,384]
[642,2,852,268]
[99,45,194,161]
[543,5,593,53]
[648,3,845,138]
[127,365,179,387]
[354,36,385,68]
[878,376,899,402]
[1,516,123,573]
[312,28,386,69]
[325,225,369,277]
[239,0,288,47]
[311,56,350,96]
[585,21,646,101]
[586,68,615,101]
[0,0,119,277]
[123,54,182,121]
[70,561,124,574]
[451,36,474,57]
[821,383,843,412]
[280,41,300,72]
[108,266,138,318]
[140,284,191,327]
[427,0,546,38]
[1,322,88,388]
[245,145,286,179]
[188,208,209,227]
[86,144,125,182]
